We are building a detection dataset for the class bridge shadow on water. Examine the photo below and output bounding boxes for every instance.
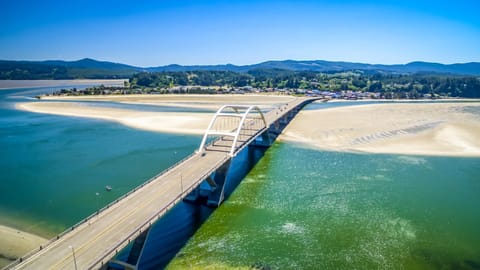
[110,145,267,269]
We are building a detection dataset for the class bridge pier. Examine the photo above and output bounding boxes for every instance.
[183,159,233,207]
[6,99,320,270]
[206,159,232,207]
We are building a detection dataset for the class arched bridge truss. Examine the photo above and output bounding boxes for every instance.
[198,105,268,156]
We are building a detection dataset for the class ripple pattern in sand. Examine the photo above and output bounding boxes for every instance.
[350,121,444,146]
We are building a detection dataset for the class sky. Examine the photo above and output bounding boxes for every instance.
[1,0,479,67]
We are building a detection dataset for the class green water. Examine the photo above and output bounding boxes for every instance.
[168,142,480,269]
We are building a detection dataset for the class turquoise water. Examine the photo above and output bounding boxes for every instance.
[0,87,200,238]
[168,143,480,269]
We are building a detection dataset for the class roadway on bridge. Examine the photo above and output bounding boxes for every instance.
[8,97,313,270]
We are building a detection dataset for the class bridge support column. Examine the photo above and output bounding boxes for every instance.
[250,130,272,148]
[106,227,150,270]
[206,159,232,207]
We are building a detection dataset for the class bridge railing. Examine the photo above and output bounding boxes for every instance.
[7,147,202,269]
[8,128,235,269]
[88,153,231,269]
[8,97,320,269]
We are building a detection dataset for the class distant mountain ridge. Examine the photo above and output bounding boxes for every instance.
[148,60,480,75]
[1,58,479,79]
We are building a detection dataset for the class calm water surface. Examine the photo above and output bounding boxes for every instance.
[0,87,199,238]
[168,143,480,269]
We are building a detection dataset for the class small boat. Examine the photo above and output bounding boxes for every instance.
[105,185,112,191]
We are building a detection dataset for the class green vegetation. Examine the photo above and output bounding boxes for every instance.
[126,70,480,98]
[49,69,480,99]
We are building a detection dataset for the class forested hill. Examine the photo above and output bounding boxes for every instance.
[150,60,480,75]
[1,58,480,79]
[0,58,141,79]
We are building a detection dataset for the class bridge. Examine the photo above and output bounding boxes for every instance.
[6,97,318,270]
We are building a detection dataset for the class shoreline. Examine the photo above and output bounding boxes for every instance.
[0,225,47,268]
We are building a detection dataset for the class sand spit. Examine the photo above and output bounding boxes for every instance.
[17,102,212,135]
[0,225,47,268]
[17,94,296,134]
[281,102,480,157]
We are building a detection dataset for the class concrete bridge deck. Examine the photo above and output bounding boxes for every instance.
[7,97,317,270]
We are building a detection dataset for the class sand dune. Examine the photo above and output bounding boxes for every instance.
[281,102,480,157]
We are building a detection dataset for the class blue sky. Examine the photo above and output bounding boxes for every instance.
[1,0,479,66]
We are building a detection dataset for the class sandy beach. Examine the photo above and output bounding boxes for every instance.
[281,102,480,157]
[0,225,47,268]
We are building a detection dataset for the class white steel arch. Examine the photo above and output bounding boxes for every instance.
[198,105,267,156]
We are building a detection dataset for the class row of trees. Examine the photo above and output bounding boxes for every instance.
[130,70,480,98]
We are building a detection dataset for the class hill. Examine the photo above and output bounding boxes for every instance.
[1,58,479,79]
[0,58,141,79]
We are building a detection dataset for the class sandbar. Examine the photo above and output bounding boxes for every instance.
[17,102,212,135]
[281,102,480,157]
[17,94,296,134]
[0,225,47,268]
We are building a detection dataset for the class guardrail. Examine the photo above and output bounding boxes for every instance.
[6,145,208,269]
[7,97,319,269]
[88,154,230,269]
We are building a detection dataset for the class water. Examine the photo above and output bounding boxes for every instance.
[167,143,480,269]
[0,86,200,238]
[2,86,480,269]
[0,84,267,269]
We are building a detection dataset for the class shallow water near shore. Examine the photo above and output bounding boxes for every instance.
[168,143,480,269]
